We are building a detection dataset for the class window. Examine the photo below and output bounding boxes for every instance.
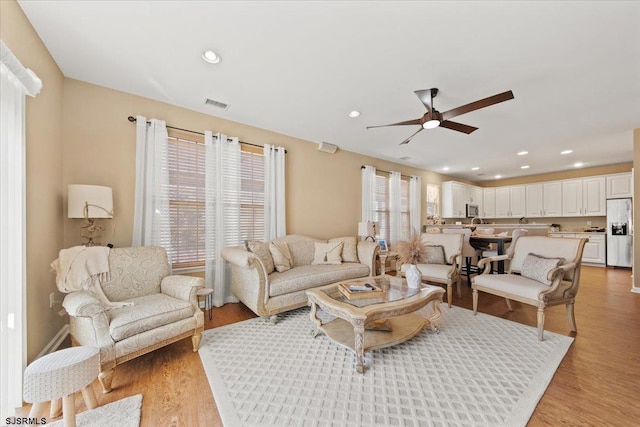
[167,136,264,268]
[426,184,440,217]
[374,173,410,243]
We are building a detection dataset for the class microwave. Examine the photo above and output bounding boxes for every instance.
[466,204,479,218]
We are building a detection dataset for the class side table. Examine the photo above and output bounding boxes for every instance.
[378,251,400,276]
[197,288,214,320]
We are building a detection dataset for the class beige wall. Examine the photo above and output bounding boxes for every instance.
[1,0,65,362]
[62,79,456,246]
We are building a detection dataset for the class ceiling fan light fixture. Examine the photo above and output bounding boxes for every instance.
[202,50,221,64]
[423,119,440,129]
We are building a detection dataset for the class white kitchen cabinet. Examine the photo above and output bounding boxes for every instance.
[582,234,606,264]
[606,172,633,199]
[549,232,606,265]
[482,188,495,218]
[441,181,467,218]
[562,177,606,216]
[469,185,483,215]
[495,185,525,218]
[526,182,562,217]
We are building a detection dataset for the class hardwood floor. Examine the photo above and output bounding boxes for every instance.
[20,266,640,426]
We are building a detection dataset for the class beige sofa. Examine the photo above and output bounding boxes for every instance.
[221,235,379,322]
[62,246,204,393]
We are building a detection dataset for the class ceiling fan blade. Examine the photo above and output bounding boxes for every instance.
[367,118,422,129]
[414,88,437,113]
[441,90,514,121]
[399,128,424,145]
[439,120,478,134]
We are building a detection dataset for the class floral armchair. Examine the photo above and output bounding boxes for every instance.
[62,246,204,393]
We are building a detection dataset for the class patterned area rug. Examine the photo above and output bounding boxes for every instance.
[199,306,572,427]
[48,394,142,427]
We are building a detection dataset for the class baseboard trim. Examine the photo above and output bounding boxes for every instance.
[632,287,640,294]
[36,324,70,359]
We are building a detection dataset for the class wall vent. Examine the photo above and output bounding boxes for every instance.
[204,98,229,109]
[399,156,411,161]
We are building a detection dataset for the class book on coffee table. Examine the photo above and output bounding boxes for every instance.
[338,280,385,300]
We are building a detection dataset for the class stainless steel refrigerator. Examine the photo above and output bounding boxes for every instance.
[606,198,633,267]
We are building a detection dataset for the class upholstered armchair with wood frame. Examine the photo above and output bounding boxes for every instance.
[62,246,204,393]
[398,232,463,308]
[471,236,588,341]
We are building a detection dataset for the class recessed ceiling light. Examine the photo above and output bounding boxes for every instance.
[202,50,221,64]
[521,165,530,169]
[561,150,573,155]
[471,167,479,171]
[348,110,360,118]
[574,162,584,168]
[495,174,502,179]
[517,151,528,156]
[442,166,449,171]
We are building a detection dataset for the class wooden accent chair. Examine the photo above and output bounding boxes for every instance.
[398,232,463,308]
[472,236,587,341]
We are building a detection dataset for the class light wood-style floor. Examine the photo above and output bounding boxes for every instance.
[20,266,640,426]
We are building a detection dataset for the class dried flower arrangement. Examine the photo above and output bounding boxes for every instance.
[395,234,426,265]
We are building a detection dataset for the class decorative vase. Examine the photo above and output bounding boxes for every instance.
[405,264,422,289]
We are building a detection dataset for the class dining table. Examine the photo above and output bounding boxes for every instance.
[470,235,513,274]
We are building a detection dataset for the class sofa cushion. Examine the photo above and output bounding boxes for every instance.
[521,253,565,285]
[248,241,275,274]
[473,273,559,301]
[275,235,320,267]
[269,264,370,297]
[329,237,359,263]
[108,293,195,342]
[312,242,344,265]
[269,241,292,273]
[402,263,453,281]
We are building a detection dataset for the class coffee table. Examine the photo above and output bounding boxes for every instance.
[306,275,445,373]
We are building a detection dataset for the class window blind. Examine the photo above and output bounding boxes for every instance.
[374,173,410,243]
[167,137,264,268]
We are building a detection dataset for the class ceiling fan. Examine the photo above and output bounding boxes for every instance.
[367,88,514,145]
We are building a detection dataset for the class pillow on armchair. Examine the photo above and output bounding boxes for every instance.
[421,245,446,264]
[521,253,565,285]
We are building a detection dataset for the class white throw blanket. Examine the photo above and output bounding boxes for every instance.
[51,246,132,310]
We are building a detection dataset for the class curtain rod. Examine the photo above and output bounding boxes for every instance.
[127,116,286,153]
[361,165,413,180]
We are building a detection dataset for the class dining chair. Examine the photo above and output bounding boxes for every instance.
[482,228,528,272]
[443,228,482,285]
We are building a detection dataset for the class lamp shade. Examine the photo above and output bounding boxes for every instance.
[358,221,375,237]
[68,185,113,219]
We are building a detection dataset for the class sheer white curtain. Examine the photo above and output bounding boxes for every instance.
[0,40,42,421]
[389,171,402,245]
[205,132,241,307]
[132,116,171,254]
[361,165,377,223]
[409,176,422,236]
[263,144,286,240]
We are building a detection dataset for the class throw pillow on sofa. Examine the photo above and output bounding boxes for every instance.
[269,241,293,273]
[248,241,275,274]
[329,237,358,263]
[521,253,565,286]
[312,241,344,265]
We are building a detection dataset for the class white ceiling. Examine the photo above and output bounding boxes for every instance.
[18,1,640,182]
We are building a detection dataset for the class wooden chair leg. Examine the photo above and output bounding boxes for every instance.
[98,368,114,394]
[505,298,513,311]
[566,302,577,332]
[81,384,98,409]
[28,401,47,418]
[50,398,62,418]
[472,289,478,314]
[537,308,545,341]
[465,257,471,285]
[62,393,76,427]
[446,284,452,308]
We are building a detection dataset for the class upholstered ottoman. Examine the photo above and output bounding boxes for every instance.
[23,346,99,427]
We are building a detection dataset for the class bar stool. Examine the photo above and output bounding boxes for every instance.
[23,346,99,427]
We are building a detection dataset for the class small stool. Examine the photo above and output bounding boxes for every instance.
[197,288,214,320]
[23,346,99,427]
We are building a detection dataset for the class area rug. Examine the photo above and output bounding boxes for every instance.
[48,394,142,427]
[199,306,573,427]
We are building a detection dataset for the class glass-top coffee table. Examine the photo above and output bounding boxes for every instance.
[306,275,445,373]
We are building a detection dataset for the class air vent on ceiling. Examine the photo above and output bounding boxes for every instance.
[204,98,229,109]
[399,156,411,161]
[477,173,486,176]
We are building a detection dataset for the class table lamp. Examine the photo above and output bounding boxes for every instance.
[358,221,377,242]
[68,184,113,246]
